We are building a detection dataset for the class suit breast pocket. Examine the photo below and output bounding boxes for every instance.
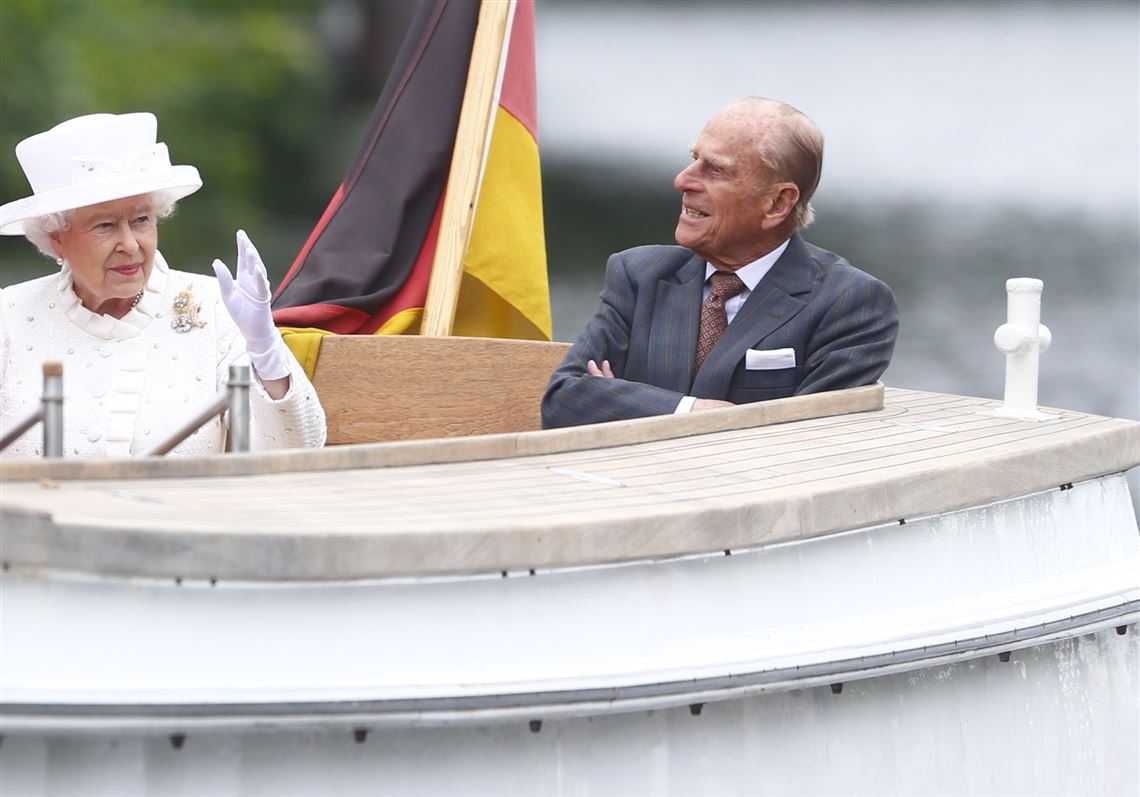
[730,365,798,404]
[735,364,799,391]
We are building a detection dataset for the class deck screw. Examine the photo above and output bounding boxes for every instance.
[529,720,542,733]
[170,734,186,750]
[353,728,369,744]
[689,703,704,716]
[830,683,843,695]
[998,651,1011,662]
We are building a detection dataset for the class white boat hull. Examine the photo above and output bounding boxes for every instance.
[3,630,1136,797]
[2,473,1137,795]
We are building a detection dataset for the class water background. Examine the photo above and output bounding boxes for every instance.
[538,0,1139,426]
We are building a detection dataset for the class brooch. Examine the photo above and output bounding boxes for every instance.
[171,284,207,333]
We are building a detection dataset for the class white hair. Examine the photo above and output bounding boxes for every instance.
[24,190,180,259]
[733,97,824,230]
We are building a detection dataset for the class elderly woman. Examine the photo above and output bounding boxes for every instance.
[0,112,326,457]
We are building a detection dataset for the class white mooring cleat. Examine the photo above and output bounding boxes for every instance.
[984,277,1059,421]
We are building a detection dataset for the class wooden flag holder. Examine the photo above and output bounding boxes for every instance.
[421,0,515,337]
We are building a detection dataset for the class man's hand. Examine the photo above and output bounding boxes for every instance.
[586,359,615,378]
[586,359,731,412]
[692,398,734,412]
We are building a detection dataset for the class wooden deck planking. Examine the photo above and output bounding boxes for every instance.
[0,396,1127,520]
[1,388,1137,579]
[2,413,1122,524]
[0,384,886,482]
[529,409,1103,490]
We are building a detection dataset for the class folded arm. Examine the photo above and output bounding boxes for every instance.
[542,253,686,428]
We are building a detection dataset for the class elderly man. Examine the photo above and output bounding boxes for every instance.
[541,97,898,428]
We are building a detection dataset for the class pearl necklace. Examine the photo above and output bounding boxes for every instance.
[130,290,144,309]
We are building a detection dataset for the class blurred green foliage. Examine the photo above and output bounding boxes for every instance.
[0,0,342,281]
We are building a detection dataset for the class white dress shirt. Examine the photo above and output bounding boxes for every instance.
[675,239,791,413]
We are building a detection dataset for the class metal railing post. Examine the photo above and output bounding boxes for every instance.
[3,361,257,459]
[144,363,253,457]
[41,361,64,458]
[226,364,251,453]
[0,361,64,456]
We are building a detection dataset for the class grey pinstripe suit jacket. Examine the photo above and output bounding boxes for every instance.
[541,234,899,428]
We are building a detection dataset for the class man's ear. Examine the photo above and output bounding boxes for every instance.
[761,183,799,230]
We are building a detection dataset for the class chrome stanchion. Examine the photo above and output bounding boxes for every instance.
[144,393,229,457]
[41,361,64,458]
[3,361,255,458]
[0,361,64,456]
[144,363,253,457]
[225,364,251,453]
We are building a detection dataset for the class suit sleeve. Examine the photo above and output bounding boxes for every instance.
[542,252,686,428]
[795,271,899,395]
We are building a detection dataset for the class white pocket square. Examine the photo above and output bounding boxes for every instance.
[745,347,796,370]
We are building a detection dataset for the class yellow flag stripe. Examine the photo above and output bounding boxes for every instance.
[375,307,424,336]
[461,106,552,340]
[278,327,334,379]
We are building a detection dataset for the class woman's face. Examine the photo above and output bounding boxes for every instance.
[51,194,158,316]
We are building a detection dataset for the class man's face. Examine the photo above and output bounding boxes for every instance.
[673,109,777,270]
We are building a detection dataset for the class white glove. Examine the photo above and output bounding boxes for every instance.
[212,230,292,381]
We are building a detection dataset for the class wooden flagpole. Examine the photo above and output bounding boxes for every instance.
[421,0,514,337]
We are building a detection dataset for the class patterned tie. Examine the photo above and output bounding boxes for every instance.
[694,271,746,372]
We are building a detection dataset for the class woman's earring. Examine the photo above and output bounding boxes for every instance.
[56,257,64,266]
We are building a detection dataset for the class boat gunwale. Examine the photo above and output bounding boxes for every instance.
[0,383,884,482]
[1,399,1137,581]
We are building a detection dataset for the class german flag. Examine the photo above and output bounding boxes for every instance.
[272,0,551,374]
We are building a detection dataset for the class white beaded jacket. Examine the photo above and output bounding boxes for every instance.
[0,252,327,457]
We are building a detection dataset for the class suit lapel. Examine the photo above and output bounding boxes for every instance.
[691,235,815,397]
[647,252,705,393]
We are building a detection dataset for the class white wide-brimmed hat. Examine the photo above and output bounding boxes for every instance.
[0,112,202,235]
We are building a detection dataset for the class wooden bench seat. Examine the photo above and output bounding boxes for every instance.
[309,336,571,444]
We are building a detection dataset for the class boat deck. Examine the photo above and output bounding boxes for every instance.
[1,387,1137,580]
